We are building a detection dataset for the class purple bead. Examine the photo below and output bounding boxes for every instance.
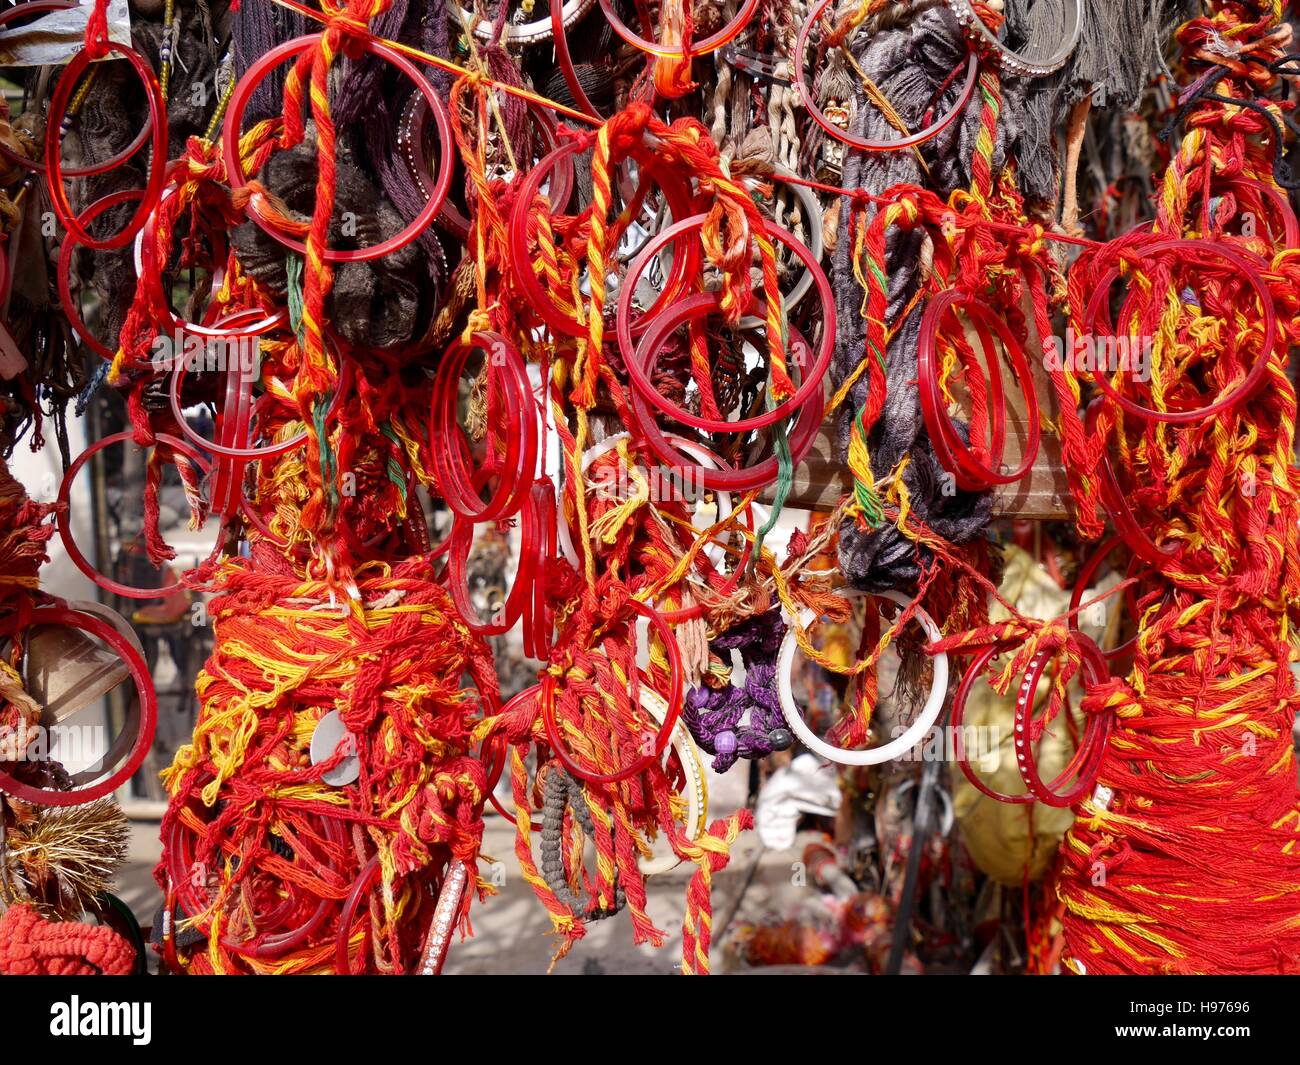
[715,730,738,758]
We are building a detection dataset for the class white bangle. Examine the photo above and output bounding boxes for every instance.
[947,0,1083,78]
[777,589,949,766]
[636,686,708,876]
[456,0,595,46]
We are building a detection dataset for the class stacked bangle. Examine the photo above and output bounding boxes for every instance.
[917,289,1041,490]
[429,331,538,523]
[44,42,167,250]
[1012,638,1112,807]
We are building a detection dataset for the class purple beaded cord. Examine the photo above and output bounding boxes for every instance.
[683,610,795,773]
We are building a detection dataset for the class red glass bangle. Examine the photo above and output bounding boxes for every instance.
[619,216,834,434]
[597,0,759,58]
[45,42,167,250]
[58,189,146,362]
[918,290,1041,489]
[1012,639,1113,808]
[167,800,339,960]
[509,139,700,339]
[168,331,347,463]
[0,606,156,807]
[0,2,155,178]
[223,35,453,263]
[1083,239,1276,424]
[445,507,534,638]
[794,0,979,152]
[919,294,1007,486]
[540,600,684,785]
[429,331,537,523]
[1083,399,1178,569]
[627,318,826,492]
[951,641,1108,807]
[57,431,220,599]
[523,479,555,660]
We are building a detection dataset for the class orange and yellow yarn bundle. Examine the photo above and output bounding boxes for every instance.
[157,556,497,974]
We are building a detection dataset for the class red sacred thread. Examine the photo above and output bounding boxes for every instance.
[1044,0,1300,975]
[274,1,396,582]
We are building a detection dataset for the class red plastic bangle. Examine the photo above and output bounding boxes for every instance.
[0,606,157,807]
[509,139,700,339]
[794,0,979,152]
[1083,239,1276,425]
[167,800,339,960]
[58,189,147,362]
[619,216,834,434]
[597,0,758,57]
[627,317,826,492]
[429,331,537,523]
[45,42,167,250]
[57,431,220,599]
[540,600,684,785]
[918,290,1041,489]
[223,35,453,263]
[1012,638,1113,808]
[0,2,154,179]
